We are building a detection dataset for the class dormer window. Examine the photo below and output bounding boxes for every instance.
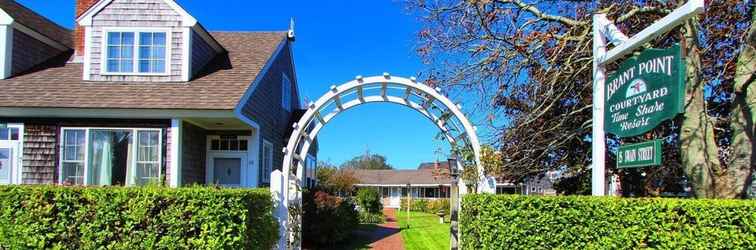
[102,28,170,75]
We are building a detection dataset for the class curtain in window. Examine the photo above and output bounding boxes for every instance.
[88,130,132,186]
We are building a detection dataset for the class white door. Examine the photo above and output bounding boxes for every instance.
[0,125,22,185]
[208,153,247,187]
[389,187,401,208]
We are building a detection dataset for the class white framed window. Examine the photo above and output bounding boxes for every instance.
[208,135,249,152]
[59,127,162,186]
[281,74,292,111]
[101,28,170,75]
[261,139,273,183]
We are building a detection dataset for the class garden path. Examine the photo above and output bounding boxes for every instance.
[367,208,405,249]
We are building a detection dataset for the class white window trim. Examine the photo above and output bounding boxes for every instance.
[0,123,24,184]
[262,139,274,183]
[58,127,163,186]
[99,27,172,76]
[281,73,292,112]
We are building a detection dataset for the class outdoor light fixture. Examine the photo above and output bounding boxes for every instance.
[448,156,460,181]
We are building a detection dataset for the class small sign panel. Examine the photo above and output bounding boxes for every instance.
[617,140,662,168]
[605,44,685,138]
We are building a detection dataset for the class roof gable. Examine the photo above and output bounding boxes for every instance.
[76,0,196,27]
[0,1,72,49]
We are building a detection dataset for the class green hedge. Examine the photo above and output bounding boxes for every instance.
[0,185,278,249]
[400,198,450,214]
[461,194,756,249]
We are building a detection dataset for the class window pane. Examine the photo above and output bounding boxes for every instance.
[121,46,133,58]
[63,130,84,161]
[154,47,165,58]
[239,140,247,151]
[211,140,220,150]
[139,32,153,46]
[139,60,150,73]
[108,46,120,58]
[0,129,7,140]
[153,60,165,73]
[62,162,84,185]
[88,130,131,186]
[153,33,166,45]
[122,32,134,45]
[139,46,151,59]
[107,32,121,45]
[220,139,229,151]
[229,139,238,151]
[107,60,119,72]
[10,128,19,140]
[135,163,159,186]
[120,59,133,72]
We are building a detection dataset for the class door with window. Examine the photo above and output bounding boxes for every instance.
[0,125,21,185]
[206,136,250,187]
[389,187,401,208]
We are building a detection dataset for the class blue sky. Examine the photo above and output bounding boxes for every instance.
[19,0,484,169]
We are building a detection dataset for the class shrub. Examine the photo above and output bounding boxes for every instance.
[302,190,359,247]
[0,185,277,249]
[462,194,756,249]
[359,211,385,224]
[400,198,450,214]
[356,188,383,214]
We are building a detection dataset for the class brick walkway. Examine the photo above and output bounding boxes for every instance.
[367,208,405,250]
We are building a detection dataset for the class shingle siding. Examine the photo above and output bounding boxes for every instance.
[11,29,65,76]
[181,122,206,185]
[22,124,57,184]
[191,30,214,77]
[87,0,184,82]
[239,40,301,183]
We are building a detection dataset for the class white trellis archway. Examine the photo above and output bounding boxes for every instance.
[271,74,489,249]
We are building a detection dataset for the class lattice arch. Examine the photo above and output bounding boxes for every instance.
[271,74,487,249]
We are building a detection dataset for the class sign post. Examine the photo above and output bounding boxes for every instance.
[592,0,704,196]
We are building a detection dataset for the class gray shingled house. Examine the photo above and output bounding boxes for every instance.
[0,0,316,188]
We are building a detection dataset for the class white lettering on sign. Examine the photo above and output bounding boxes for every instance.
[621,146,654,164]
[638,56,674,77]
[608,87,668,113]
[606,55,675,100]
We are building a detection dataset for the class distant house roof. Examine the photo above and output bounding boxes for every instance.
[0,32,288,110]
[353,169,451,186]
[417,161,450,170]
[0,0,72,48]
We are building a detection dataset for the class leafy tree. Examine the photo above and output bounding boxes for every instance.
[340,151,393,170]
[314,161,358,196]
[356,188,383,214]
[407,0,754,198]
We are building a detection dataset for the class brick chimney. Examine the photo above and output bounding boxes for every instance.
[74,0,98,57]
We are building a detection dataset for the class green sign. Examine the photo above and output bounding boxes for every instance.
[617,140,662,168]
[605,44,685,138]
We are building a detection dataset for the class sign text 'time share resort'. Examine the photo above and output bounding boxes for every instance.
[604,44,686,138]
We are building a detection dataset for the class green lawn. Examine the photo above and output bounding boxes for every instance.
[396,211,450,250]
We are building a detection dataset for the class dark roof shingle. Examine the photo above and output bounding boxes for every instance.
[0,32,287,110]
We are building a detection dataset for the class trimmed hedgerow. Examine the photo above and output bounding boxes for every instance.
[461,194,756,249]
[0,185,277,249]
